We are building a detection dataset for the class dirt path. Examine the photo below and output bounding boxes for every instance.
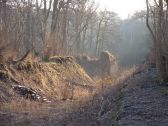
[116,68,168,126]
[61,68,168,126]
[1,68,168,126]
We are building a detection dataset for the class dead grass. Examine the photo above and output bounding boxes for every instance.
[0,56,95,102]
[94,66,137,93]
[1,98,48,113]
[0,53,140,126]
[0,98,52,126]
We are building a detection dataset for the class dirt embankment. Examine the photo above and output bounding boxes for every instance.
[0,53,131,126]
[75,51,118,77]
[0,56,95,102]
[0,54,143,126]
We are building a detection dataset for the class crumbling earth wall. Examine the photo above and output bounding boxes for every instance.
[75,51,118,77]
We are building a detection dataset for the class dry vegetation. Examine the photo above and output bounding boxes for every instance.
[75,51,118,77]
[1,0,168,125]
[0,55,95,103]
[0,52,138,125]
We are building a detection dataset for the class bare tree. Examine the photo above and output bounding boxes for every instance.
[146,0,168,82]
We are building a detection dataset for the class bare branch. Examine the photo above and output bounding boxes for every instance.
[146,0,156,43]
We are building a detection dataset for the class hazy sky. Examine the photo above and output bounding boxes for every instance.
[97,0,146,19]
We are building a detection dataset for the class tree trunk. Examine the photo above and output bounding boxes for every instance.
[157,0,168,82]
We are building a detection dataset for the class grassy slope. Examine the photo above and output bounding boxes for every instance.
[0,56,95,102]
[0,58,138,126]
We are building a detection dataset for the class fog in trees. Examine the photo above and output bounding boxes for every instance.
[0,0,151,67]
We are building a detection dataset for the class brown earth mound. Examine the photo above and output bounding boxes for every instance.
[0,56,95,102]
[75,51,118,77]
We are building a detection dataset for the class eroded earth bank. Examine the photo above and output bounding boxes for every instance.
[0,51,168,126]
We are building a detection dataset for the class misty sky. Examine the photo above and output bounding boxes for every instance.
[97,0,146,19]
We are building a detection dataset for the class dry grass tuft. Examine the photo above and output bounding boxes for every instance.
[0,98,51,126]
[1,98,48,113]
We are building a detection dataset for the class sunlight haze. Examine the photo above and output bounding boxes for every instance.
[97,0,146,19]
